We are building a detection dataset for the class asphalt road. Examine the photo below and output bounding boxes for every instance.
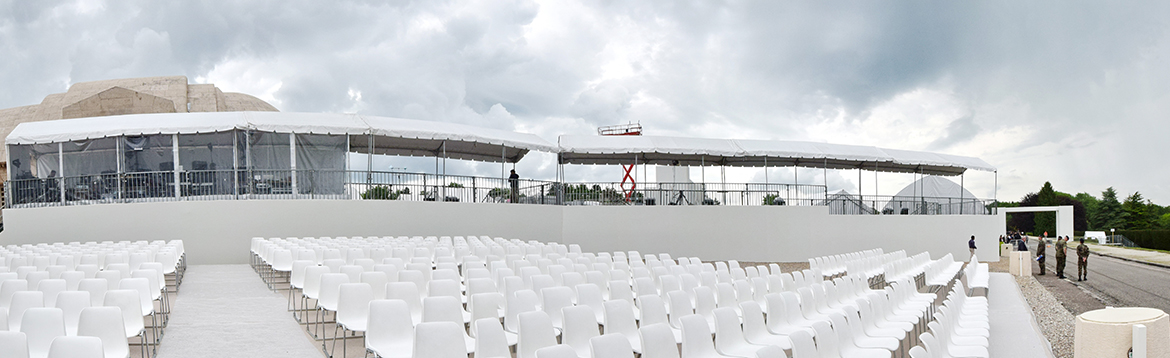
[1022,241,1170,314]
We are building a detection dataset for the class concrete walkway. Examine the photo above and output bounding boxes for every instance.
[157,265,322,358]
[988,272,1056,358]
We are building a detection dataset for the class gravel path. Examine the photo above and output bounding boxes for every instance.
[1016,274,1076,358]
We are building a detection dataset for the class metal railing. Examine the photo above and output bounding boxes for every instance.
[825,194,998,215]
[2,169,990,215]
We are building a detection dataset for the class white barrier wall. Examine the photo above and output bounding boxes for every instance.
[0,200,1002,264]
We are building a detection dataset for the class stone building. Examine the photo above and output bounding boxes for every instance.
[0,76,278,181]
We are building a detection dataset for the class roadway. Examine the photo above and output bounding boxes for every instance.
[1022,240,1170,314]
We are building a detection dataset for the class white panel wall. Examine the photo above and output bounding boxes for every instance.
[0,200,1001,264]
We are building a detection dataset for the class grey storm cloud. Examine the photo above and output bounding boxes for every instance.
[2,0,1170,201]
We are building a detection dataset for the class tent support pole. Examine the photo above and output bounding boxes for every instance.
[58,143,64,204]
[764,157,769,185]
[960,172,965,215]
[173,134,181,198]
[994,170,998,214]
[367,135,374,186]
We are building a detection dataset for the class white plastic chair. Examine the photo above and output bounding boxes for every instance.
[638,294,682,343]
[0,331,30,358]
[679,314,738,358]
[574,284,606,324]
[365,300,413,358]
[52,291,90,336]
[9,291,44,332]
[473,318,512,358]
[412,321,468,358]
[76,307,130,358]
[712,307,767,357]
[20,308,65,358]
[103,290,147,355]
[359,271,389,300]
[827,312,892,358]
[602,300,642,353]
[420,296,475,353]
[37,280,67,307]
[541,286,575,330]
[517,311,558,358]
[75,279,107,308]
[561,306,600,358]
[590,333,634,358]
[333,283,373,358]
[506,290,540,333]
[45,336,103,358]
[738,302,792,350]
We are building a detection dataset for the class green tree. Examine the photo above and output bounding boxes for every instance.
[1097,187,1126,230]
[1034,182,1057,235]
[1123,192,1149,230]
[1075,192,1100,230]
[1161,213,1170,230]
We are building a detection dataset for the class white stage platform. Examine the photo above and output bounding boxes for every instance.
[988,272,1055,358]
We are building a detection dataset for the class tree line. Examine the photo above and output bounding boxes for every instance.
[999,182,1170,235]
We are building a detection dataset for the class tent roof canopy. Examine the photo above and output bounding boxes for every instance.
[558,134,995,176]
[5,111,558,164]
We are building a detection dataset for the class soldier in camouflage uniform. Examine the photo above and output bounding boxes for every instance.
[1036,237,1047,275]
[1055,236,1068,279]
[1077,237,1090,281]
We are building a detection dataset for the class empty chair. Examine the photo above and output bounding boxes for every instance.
[102,290,147,354]
[827,312,892,358]
[20,308,66,358]
[76,307,130,358]
[541,286,575,330]
[421,296,475,353]
[359,271,389,300]
[575,284,606,324]
[590,333,635,358]
[666,290,694,330]
[787,329,818,358]
[52,291,90,336]
[412,321,468,358]
[505,290,540,334]
[639,322,680,358]
[365,300,413,358]
[333,283,374,358]
[602,300,642,353]
[473,318,513,358]
[738,302,792,350]
[517,311,558,358]
[9,291,44,332]
[45,336,103,358]
[0,331,30,358]
[638,294,681,343]
[679,314,740,358]
[712,307,768,357]
[75,279,108,307]
[1,279,29,307]
[427,280,470,322]
[561,306,601,358]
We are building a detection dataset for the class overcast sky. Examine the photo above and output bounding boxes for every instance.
[2,0,1168,203]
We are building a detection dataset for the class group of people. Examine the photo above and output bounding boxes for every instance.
[1034,234,1091,281]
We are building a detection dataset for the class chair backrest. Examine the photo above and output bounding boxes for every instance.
[534,345,578,358]
[52,291,90,336]
[473,318,511,358]
[316,273,350,311]
[712,306,753,354]
[754,345,785,358]
[427,279,463,302]
[517,311,557,358]
[421,296,465,327]
[46,336,103,358]
[0,279,28,307]
[117,278,154,315]
[679,314,718,357]
[289,260,315,289]
[37,279,67,307]
[639,293,670,326]
[787,329,818,358]
[468,292,505,326]
[506,290,540,333]
[102,290,145,339]
[301,266,330,299]
[602,300,639,347]
[20,307,65,358]
[74,279,107,307]
[412,321,467,358]
[561,305,600,357]
[811,320,840,358]
[540,286,575,329]
[359,271,389,300]
[607,280,634,303]
[76,307,129,358]
[665,290,693,329]
[336,283,374,331]
[0,331,30,358]
[574,284,605,323]
[365,300,414,357]
[907,346,929,358]
[590,333,635,358]
[9,291,44,332]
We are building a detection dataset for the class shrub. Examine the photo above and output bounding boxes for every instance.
[1119,230,1170,251]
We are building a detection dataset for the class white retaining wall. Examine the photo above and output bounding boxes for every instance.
[0,200,1003,265]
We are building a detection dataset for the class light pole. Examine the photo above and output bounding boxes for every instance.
[1110,228,1115,245]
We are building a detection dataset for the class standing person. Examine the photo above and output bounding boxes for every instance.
[1055,236,1068,279]
[1036,237,1047,275]
[1077,238,1090,281]
[508,169,520,203]
[968,235,977,261]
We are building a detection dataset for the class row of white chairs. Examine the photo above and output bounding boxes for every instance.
[0,293,151,358]
[963,256,989,295]
[909,275,990,358]
[0,333,111,358]
[1,240,186,289]
[808,249,884,278]
[253,236,959,358]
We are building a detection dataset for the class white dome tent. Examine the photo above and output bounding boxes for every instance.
[883,176,984,215]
